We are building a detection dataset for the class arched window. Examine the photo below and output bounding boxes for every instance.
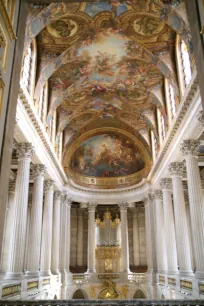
[181,40,192,87]
[22,40,37,96]
[151,130,158,162]
[22,44,32,90]
[157,109,166,146]
[161,114,166,140]
[169,84,176,119]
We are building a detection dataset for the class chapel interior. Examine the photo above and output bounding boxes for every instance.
[0,0,204,303]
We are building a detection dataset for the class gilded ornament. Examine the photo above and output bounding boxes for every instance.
[0,0,16,40]
[98,280,119,299]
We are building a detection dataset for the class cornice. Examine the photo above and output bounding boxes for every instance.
[18,82,67,185]
[148,70,199,181]
[66,178,148,195]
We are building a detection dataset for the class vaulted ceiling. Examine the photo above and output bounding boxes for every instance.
[26,0,189,188]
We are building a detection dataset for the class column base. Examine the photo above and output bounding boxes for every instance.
[86,269,96,274]
[158,270,168,274]
[167,270,179,275]
[195,271,204,279]
[25,271,40,278]
[5,272,25,280]
[40,270,52,277]
[51,269,59,275]
[179,270,194,277]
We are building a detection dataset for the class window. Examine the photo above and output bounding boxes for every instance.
[151,130,158,162]
[22,44,32,90]
[169,84,176,119]
[161,115,166,140]
[181,40,192,87]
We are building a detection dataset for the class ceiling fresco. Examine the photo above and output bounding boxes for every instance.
[26,0,189,188]
[70,132,145,177]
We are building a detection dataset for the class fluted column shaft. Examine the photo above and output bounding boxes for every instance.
[181,140,204,277]
[26,165,45,277]
[169,162,193,276]
[6,143,34,279]
[87,203,97,273]
[153,190,168,273]
[144,197,153,273]
[119,203,130,273]
[160,178,178,274]
[65,199,71,273]
[77,209,84,267]
[51,191,61,275]
[133,209,140,266]
[1,181,16,272]
[40,180,54,276]
[60,196,67,275]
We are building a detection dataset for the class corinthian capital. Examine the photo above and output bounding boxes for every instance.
[168,162,183,177]
[143,197,149,207]
[16,142,35,160]
[66,197,72,207]
[152,190,162,200]
[32,164,46,179]
[44,179,55,192]
[54,191,61,201]
[87,203,97,212]
[118,203,129,210]
[180,140,200,157]
[160,178,172,191]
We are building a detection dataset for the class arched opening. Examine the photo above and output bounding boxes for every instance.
[72,289,86,299]
[133,289,146,299]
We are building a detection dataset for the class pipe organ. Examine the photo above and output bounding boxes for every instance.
[95,209,121,273]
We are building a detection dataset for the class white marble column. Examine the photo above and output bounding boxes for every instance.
[181,140,204,278]
[59,194,67,299]
[132,208,140,266]
[144,197,153,275]
[1,181,16,272]
[6,143,34,279]
[77,209,84,267]
[169,162,193,276]
[118,203,130,273]
[65,198,71,275]
[160,178,178,274]
[59,194,67,274]
[87,203,97,273]
[40,179,54,276]
[51,191,61,275]
[152,190,168,273]
[25,164,45,277]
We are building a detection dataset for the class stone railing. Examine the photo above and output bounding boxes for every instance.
[0,300,203,305]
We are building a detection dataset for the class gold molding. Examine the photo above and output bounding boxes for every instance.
[0,0,16,40]
[0,77,5,115]
[63,127,152,189]
[2,284,21,298]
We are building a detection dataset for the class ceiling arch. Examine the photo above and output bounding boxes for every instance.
[34,38,173,101]
[26,0,189,46]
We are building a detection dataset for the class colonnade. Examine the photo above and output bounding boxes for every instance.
[1,142,72,281]
[145,139,204,279]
